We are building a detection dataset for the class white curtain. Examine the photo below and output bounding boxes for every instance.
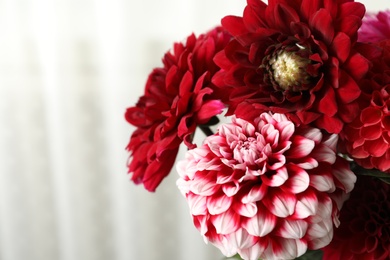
[0,1,385,260]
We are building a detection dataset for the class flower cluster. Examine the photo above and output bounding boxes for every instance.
[125,0,390,259]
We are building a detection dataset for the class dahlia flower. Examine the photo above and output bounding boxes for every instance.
[212,0,376,134]
[125,27,231,191]
[341,40,390,172]
[359,10,390,43]
[177,113,356,260]
[322,176,390,260]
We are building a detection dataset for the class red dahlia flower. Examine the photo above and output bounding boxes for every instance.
[212,0,375,134]
[177,113,356,260]
[341,40,390,172]
[359,10,390,43]
[125,27,231,191]
[322,176,390,260]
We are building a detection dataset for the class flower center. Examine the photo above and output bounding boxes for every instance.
[268,49,311,91]
[234,137,262,165]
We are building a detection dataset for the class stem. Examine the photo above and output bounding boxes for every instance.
[351,162,390,184]
[199,125,214,137]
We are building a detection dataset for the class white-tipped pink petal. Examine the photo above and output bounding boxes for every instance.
[276,120,295,141]
[190,177,217,196]
[263,190,297,217]
[212,236,238,257]
[332,159,357,193]
[299,127,323,144]
[276,219,309,239]
[196,157,223,171]
[308,229,333,250]
[310,197,333,224]
[263,238,307,260]
[322,133,338,151]
[310,173,336,192]
[287,136,315,158]
[207,194,233,215]
[241,185,267,203]
[307,218,334,248]
[262,166,288,187]
[194,215,208,235]
[187,193,207,215]
[222,182,240,197]
[211,210,240,235]
[235,202,258,218]
[228,229,257,250]
[293,190,319,218]
[238,242,266,260]
[266,153,286,170]
[282,166,310,194]
[311,144,337,164]
[243,210,277,237]
[295,157,319,169]
[279,239,308,260]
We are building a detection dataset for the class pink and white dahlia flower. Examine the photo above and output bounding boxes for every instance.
[177,113,356,260]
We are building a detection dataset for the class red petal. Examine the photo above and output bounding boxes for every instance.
[382,115,390,130]
[339,2,365,19]
[243,0,268,30]
[300,0,321,22]
[310,9,335,45]
[338,15,362,38]
[365,137,388,157]
[221,15,247,36]
[354,42,383,61]
[318,86,337,116]
[337,71,361,103]
[337,102,360,123]
[360,125,382,140]
[372,151,390,171]
[344,52,369,80]
[361,107,382,125]
[323,0,338,20]
[196,100,225,123]
[125,107,146,126]
[143,146,179,191]
[296,110,321,124]
[331,32,351,64]
[316,114,343,133]
[273,3,300,32]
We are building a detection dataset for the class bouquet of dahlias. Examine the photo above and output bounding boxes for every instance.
[125,0,390,259]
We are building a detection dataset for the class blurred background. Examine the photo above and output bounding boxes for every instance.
[0,0,386,260]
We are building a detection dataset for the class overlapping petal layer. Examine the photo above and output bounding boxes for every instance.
[177,113,356,260]
[212,0,375,134]
[341,40,390,173]
[322,176,390,260]
[125,27,231,191]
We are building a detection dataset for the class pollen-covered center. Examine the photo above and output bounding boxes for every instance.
[269,50,311,91]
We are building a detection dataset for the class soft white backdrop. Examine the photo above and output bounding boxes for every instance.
[0,1,386,260]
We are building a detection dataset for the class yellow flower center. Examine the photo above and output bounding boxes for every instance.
[269,50,311,91]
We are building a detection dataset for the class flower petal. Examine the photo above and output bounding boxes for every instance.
[243,209,277,237]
